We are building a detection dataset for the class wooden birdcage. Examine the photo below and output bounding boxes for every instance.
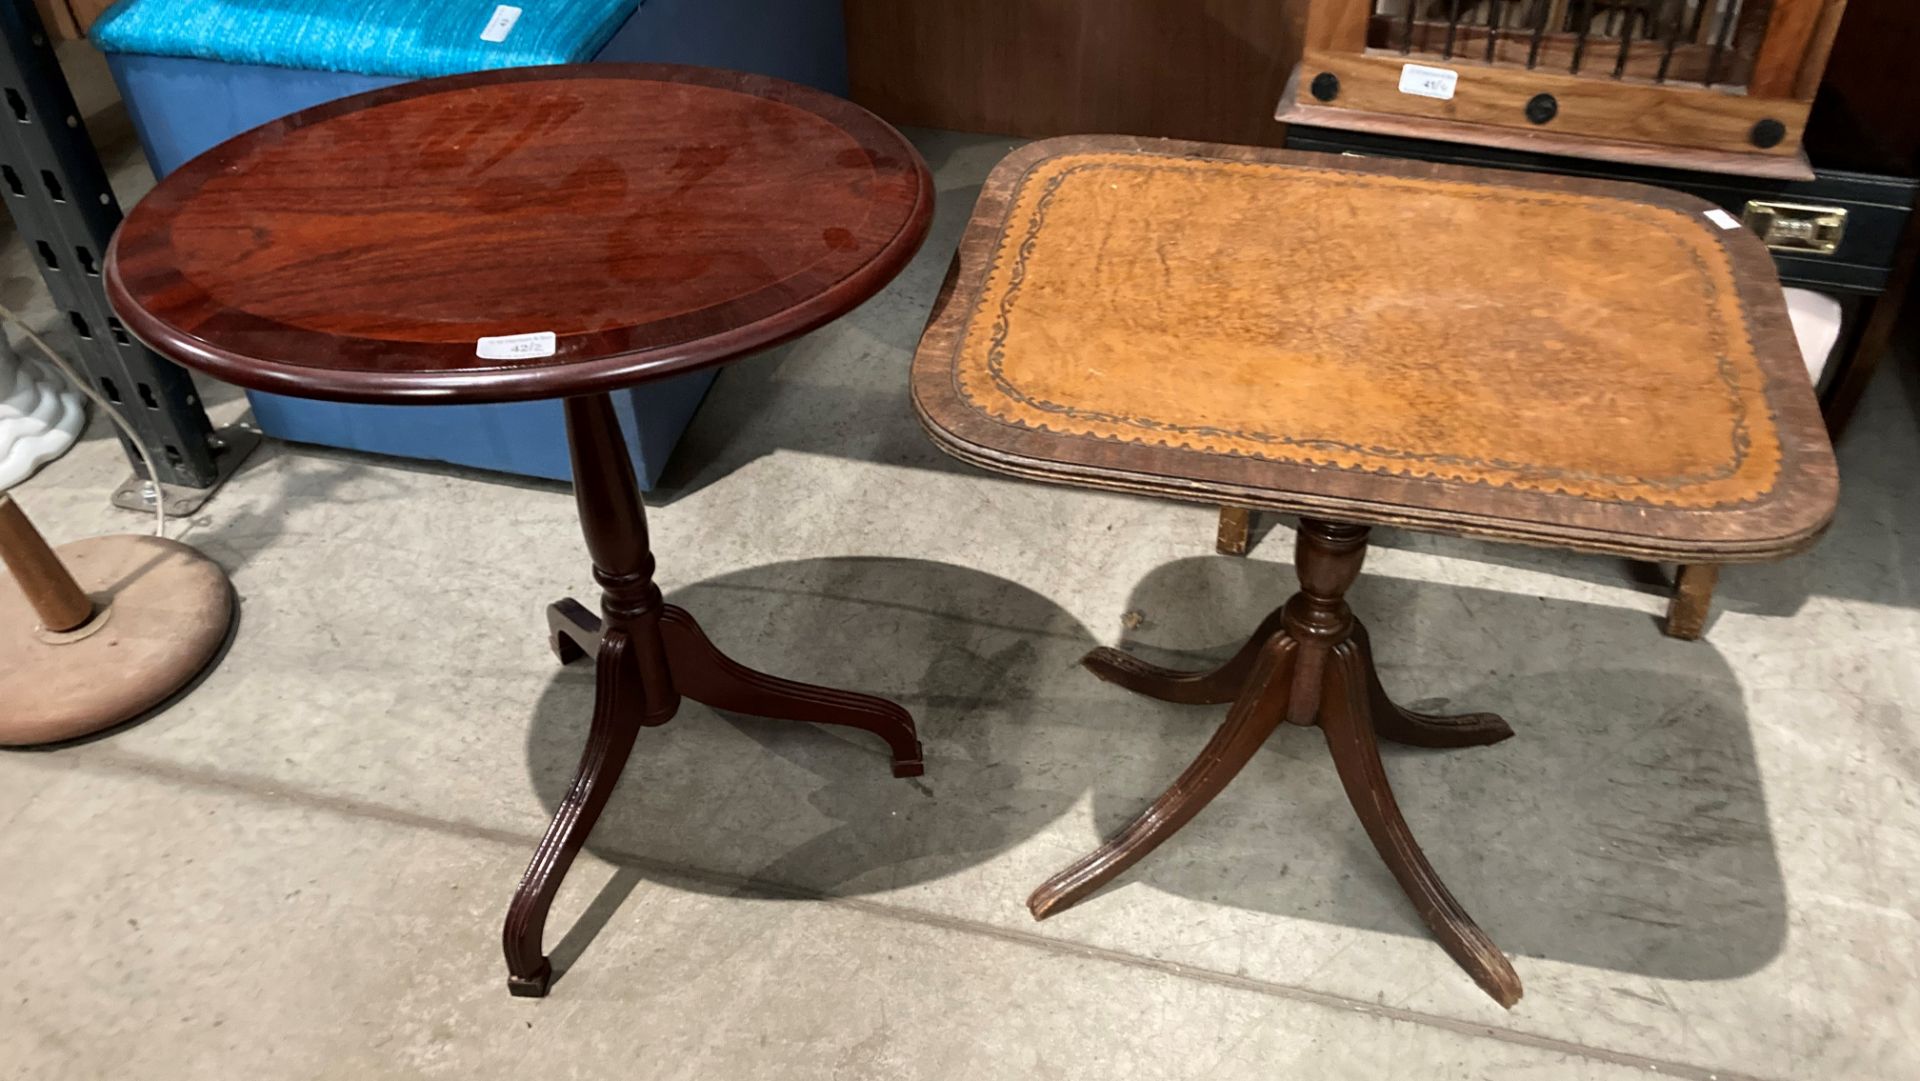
[1282,1,1850,177]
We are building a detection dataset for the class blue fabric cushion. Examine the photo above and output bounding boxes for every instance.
[91,0,637,79]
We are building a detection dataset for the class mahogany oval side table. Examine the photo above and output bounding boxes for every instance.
[106,64,935,997]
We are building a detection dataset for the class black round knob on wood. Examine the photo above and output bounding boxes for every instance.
[1750,119,1787,149]
[1310,73,1340,103]
[1525,93,1558,125]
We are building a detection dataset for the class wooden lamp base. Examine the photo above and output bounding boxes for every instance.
[0,497,231,746]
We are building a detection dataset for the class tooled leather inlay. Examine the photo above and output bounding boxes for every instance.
[951,152,1783,507]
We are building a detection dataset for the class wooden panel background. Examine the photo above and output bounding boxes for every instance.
[843,0,1311,145]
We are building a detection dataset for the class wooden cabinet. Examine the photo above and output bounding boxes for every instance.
[1283,1,1850,178]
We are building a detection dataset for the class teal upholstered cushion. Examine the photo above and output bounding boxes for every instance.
[91,0,637,79]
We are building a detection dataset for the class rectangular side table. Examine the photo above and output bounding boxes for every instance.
[911,136,1838,1006]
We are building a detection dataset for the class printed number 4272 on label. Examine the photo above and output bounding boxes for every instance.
[475,330,557,360]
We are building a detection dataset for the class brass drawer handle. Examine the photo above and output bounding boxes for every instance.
[1741,200,1848,256]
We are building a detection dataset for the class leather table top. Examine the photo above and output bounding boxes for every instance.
[912,136,1838,561]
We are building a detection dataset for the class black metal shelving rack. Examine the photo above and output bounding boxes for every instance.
[0,0,254,513]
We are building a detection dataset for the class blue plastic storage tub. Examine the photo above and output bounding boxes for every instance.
[95,0,850,485]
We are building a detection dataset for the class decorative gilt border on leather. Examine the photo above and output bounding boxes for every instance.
[949,152,1784,510]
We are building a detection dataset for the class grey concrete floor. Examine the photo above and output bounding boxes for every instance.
[5,100,1920,1079]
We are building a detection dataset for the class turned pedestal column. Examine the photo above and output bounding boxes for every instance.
[500,395,924,997]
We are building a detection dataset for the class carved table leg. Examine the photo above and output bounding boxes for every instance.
[547,597,600,664]
[503,631,644,996]
[1082,608,1288,706]
[505,393,922,996]
[1030,637,1294,918]
[1350,622,1513,749]
[1216,506,1254,556]
[659,605,923,776]
[1665,563,1720,641]
[1033,518,1523,1007]
[1320,637,1523,1007]
[548,596,922,776]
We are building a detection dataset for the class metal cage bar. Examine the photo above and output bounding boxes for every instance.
[1369,0,1772,89]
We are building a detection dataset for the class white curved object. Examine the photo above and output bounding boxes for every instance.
[0,334,86,491]
[1782,287,1844,384]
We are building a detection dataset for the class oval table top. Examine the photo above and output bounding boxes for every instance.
[107,65,934,404]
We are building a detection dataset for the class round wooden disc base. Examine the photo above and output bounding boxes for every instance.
[0,534,232,746]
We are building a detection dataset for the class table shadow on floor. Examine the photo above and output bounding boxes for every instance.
[524,556,1100,973]
[1084,555,1787,981]
[524,554,1785,984]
